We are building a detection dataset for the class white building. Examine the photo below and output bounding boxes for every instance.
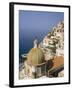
[56,48,64,56]
[43,36,50,46]
[43,36,55,47]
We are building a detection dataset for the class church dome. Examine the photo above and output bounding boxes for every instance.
[27,39,45,66]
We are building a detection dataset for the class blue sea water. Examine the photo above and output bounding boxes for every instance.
[19,10,64,60]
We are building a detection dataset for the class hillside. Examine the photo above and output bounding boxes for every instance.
[39,21,64,61]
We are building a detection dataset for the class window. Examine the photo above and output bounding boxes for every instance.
[37,67,41,77]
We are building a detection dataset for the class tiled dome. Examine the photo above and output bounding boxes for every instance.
[27,39,45,66]
[27,47,45,66]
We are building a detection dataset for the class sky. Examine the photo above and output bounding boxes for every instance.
[19,10,64,57]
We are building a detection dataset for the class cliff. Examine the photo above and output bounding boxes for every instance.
[39,21,64,60]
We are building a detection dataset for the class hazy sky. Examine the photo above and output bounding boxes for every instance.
[19,10,64,56]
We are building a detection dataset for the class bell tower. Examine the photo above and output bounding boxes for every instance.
[33,39,38,48]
